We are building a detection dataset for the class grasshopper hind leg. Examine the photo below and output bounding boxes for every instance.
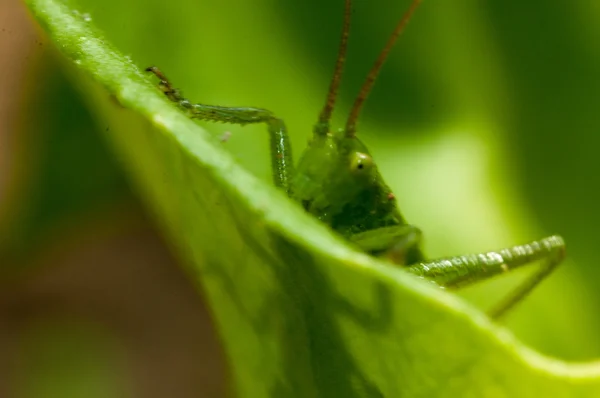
[406,235,565,319]
[352,226,564,319]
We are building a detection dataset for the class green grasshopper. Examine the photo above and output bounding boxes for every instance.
[147,0,565,319]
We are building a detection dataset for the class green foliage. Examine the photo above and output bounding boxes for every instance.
[0,66,130,260]
[24,0,600,396]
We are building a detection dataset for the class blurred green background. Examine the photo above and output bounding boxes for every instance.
[2,0,600,396]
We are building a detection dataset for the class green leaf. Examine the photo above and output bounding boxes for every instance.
[25,0,600,396]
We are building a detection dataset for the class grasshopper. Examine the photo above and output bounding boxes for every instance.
[146,0,565,319]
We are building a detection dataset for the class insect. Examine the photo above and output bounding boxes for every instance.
[146,0,565,319]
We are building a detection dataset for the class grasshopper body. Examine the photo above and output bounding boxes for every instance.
[147,0,564,319]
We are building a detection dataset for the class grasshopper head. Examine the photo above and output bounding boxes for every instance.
[292,0,420,233]
[291,132,397,233]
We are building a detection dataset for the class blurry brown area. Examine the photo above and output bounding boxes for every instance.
[0,1,227,397]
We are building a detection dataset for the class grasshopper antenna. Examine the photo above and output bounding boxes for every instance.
[314,0,352,136]
[345,0,422,137]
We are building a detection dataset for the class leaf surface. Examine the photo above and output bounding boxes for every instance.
[25,0,600,396]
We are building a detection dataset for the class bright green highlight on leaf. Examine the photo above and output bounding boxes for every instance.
[25,0,600,396]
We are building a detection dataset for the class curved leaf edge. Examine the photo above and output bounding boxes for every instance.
[23,0,600,385]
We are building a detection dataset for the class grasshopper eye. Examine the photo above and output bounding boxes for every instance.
[350,152,373,173]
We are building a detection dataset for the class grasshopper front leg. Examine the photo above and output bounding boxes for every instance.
[349,225,426,266]
[351,226,564,319]
[146,67,294,195]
